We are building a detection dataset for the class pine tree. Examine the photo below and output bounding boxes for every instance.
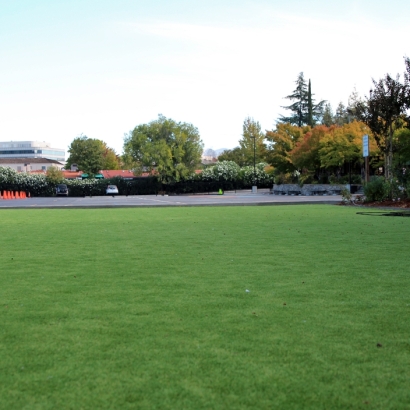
[321,103,334,126]
[280,73,326,127]
[334,102,349,126]
[280,72,308,127]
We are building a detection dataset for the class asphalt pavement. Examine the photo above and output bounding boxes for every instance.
[0,189,342,209]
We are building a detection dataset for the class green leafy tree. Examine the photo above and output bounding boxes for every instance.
[353,67,409,179]
[101,143,120,170]
[66,136,105,176]
[45,166,64,185]
[123,115,203,183]
[394,127,410,167]
[239,117,266,165]
[218,147,248,167]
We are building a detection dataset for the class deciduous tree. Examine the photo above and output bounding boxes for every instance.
[353,68,409,179]
[218,147,248,167]
[265,123,309,173]
[45,166,64,185]
[66,135,105,176]
[319,121,377,170]
[239,117,266,165]
[123,115,203,183]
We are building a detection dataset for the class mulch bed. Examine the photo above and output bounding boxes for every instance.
[361,198,410,208]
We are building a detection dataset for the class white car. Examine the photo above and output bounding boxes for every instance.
[106,185,119,196]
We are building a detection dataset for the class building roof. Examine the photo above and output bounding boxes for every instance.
[0,157,63,165]
[62,170,83,179]
[100,170,136,179]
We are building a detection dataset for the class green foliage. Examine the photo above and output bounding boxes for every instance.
[239,163,273,186]
[280,72,326,126]
[0,167,53,196]
[101,144,121,170]
[364,177,389,202]
[353,63,410,178]
[217,147,248,166]
[340,187,352,203]
[46,166,64,185]
[321,103,334,126]
[239,117,266,165]
[66,135,106,176]
[123,114,203,184]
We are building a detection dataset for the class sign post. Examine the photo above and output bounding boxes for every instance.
[363,135,369,183]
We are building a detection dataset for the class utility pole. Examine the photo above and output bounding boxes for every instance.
[251,136,257,193]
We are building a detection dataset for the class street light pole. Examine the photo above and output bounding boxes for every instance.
[251,136,256,192]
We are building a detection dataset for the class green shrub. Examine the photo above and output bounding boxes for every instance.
[364,177,389,202]
[341,188,352,203]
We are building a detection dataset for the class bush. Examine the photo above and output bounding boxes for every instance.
[239,163,273,187]
[364,177,389,202]
[201,161,240,183]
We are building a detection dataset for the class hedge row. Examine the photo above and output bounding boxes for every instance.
[0,165,273,197]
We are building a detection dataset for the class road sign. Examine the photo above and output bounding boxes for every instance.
[363,134,369,157]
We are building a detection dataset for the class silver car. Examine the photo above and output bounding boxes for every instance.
[106,185,119,196]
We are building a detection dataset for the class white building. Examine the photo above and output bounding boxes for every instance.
[0,141,65,162]
[0,158,64,172]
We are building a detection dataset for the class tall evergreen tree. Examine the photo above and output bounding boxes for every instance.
[307,80,313,126]
[280,73,326,127]
[321,103,334,126]
[280,72,308,127]
[334,102,349,126]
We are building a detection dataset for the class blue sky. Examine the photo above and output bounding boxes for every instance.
[0,0,409,156]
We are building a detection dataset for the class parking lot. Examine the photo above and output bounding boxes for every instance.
[0,190,342,209]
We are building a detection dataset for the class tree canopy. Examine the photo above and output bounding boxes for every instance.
[265,123,310,173]
[123,115,203,183]
[66,136,106,176]
[353,62,410,178]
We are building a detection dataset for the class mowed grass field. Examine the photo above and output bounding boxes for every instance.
[0,205,409,409]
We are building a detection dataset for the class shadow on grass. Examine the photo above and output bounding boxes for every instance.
[357,211,410,217]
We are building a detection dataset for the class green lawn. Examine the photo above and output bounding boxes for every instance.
[0,205,409,409]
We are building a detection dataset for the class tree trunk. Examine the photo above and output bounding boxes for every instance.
[386,125,394,180]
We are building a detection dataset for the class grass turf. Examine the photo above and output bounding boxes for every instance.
[0,205,409,409]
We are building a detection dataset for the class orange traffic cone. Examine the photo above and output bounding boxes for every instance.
[21,191,26,199]
[15,191,20,199]
[5,191,10,199]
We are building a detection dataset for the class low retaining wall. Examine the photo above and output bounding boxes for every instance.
[272,184,348,196]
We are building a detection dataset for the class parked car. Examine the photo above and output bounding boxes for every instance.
[56,184,68,196]
[106,185,119,196]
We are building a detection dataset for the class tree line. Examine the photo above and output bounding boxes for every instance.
[66,58,410,191]
[220,60,410,186]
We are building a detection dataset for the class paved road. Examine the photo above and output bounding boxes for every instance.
[0,190,342,209]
